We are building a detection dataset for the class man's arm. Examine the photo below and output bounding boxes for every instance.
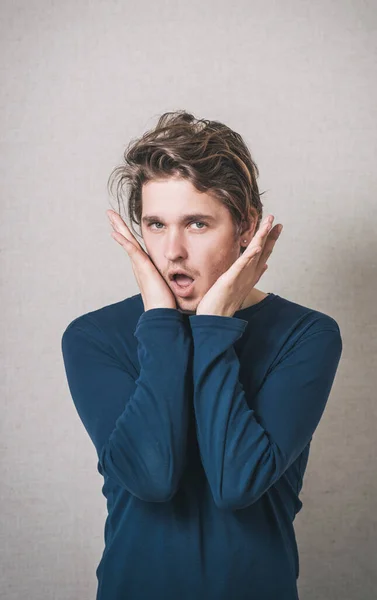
[61,308,192,502]
[188,314,343,511]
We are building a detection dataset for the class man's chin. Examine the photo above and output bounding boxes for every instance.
[176,298,198,315]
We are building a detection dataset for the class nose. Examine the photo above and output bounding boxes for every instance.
[164,232,189,262]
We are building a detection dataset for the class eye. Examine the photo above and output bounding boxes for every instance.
[147,221,208,230]
[192,221,207,229]
[148,222,164,230]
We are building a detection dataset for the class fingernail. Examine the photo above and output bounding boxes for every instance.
[278,225,283,233]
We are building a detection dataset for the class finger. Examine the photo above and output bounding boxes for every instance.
[254,262,268,282]
[110,230,139,257]
[258,224,282,265]
[107,210,143,251]
[110,225,153,273]
[255,215,275,247]
[242,215,274,261]
[224,244,263,283]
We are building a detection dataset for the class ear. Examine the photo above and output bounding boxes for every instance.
[239,209,259,241]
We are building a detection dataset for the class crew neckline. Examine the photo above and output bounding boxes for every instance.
[233,292,277,317]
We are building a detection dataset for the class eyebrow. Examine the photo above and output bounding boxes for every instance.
[141,213,217,225]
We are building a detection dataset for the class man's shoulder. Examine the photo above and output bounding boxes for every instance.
[272,293,341,336]
[265,294,342,370]
[62,293,143,340]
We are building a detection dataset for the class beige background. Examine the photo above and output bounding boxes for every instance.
[1,1,376,599]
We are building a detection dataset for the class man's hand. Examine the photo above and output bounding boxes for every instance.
[196,215,283,317]
[106,210,178,312]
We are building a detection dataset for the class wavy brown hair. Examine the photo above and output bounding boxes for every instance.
[107,110,266,254]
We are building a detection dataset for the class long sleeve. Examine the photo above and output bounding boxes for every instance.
[188,314,343,511]
[61,308,192,502]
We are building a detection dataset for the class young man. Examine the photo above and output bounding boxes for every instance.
[61,111,342,600]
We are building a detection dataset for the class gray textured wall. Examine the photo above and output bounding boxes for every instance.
[1,1,376,598]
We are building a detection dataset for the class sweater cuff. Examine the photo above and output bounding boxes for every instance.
[135,308,187,335]
[189,314,248,332]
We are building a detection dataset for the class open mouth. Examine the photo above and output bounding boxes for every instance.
[172,274,194,287]
[170,274,195,296]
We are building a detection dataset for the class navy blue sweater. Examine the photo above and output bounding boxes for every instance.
[61,292,342,600]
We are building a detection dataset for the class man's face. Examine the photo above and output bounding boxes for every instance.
[140,176,251,315]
